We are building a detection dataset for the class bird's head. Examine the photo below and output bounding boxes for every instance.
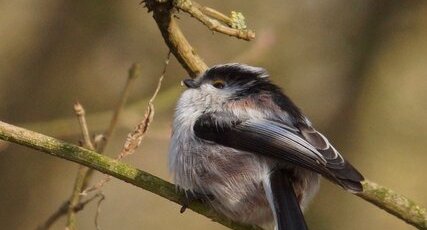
[179,63,272,113]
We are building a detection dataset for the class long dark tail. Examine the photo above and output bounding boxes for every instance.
[269,169,308,230]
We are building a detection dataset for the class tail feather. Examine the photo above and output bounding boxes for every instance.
[269,169,308,230]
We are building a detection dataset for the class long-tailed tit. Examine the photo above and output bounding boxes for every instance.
[169,63,364,230]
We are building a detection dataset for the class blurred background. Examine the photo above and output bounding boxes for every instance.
[0,0,426,229]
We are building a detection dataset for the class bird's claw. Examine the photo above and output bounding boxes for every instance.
[180,191,213,214]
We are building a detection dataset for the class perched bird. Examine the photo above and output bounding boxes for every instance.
[169,63,364,230]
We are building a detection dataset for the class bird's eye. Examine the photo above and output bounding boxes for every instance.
[212,80,225,89]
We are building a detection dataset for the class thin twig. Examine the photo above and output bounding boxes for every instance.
[199,6,231,25]
[83,63,142,188]
[36,194,103,230]
[95,193,106,230]
[82,52,171,194]
[74,103,95,150]
[43,193,105,230]
[38,64,141,229]
[75,193,104,212]
[173,0,255,41]
[1,121,425,230]
[65,102,96,230]
[118,52,170,159]
[97,63,142,153]
[36,201,69,230]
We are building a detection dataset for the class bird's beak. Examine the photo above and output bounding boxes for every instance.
[182,79,198,88]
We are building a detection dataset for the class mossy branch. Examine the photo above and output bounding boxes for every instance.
[0,121,260,230]
[358,181,427,229]
[1,121,427,230]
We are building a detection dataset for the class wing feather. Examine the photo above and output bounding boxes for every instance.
[194,112,364,192]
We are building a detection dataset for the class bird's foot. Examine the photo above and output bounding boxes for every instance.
[180,191,213,213]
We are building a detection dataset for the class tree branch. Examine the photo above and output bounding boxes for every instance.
[358,181,427,229]
[0,121,260,230]
[144,0,208,77]
[1,121,427,230]
[173,0,255,41]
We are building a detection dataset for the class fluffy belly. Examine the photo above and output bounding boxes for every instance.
[191,149,274,225]
[208,182,274,225]
[172,145,320,227]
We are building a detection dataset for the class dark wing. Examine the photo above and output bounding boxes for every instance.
[194,112,364,192]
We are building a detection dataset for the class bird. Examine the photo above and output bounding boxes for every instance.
[169,63,364,230]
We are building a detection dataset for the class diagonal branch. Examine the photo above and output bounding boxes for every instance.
[144,0,208,77]
[358,181,427,229]
[0,121,260,230]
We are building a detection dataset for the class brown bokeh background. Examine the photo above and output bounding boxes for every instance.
[1,1,426,229]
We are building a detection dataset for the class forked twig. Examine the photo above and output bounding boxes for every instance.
[65,103,95,230]
[82,52,171,194]
[174,0,255,41]
[38,64,141,230]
